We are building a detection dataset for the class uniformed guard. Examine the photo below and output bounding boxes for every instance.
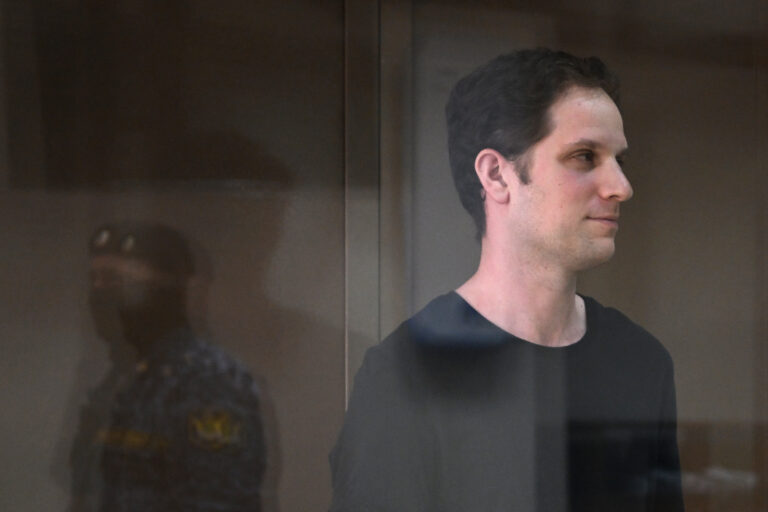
[70,221,266,512]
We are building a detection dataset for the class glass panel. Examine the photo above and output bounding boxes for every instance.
[0,2,347,511]
[365,1,767,511]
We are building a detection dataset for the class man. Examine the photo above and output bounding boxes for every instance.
[330,49,684,511]
[70,222,266,512]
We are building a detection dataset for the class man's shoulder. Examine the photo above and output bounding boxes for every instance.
[396,291,509,348]
[358,291,511,380]
[355,293,466,379]
[584,295,674,367]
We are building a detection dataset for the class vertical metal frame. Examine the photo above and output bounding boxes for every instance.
[344,0,416,401]
[344,0,381,401]
[344,0,417,401]
[754,1,768,507]
[379,0,414,339]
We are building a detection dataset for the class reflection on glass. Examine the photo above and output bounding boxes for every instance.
[331,49,683,512]
[70,222,265,511]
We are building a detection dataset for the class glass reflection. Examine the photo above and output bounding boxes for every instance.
[331,48,683,512]
[70,222,265,511]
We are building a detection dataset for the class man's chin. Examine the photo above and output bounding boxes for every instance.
[570,242,616,271]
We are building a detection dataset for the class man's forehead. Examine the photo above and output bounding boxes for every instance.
[546,86,627,151]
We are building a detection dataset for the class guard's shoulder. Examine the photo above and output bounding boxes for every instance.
[148,335,261,403]
[178,337,249,373]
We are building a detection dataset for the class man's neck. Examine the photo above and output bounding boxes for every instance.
[455,246,586,347]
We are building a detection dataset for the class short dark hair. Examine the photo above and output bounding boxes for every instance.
[445,48,621,240]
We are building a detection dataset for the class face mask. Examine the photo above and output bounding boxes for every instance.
[89,288,125,342]
[89,284,184,342]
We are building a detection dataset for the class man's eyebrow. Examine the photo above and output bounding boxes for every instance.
[565,138,599,149]
[565,138,629,155]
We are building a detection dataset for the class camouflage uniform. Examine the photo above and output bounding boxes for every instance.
[97,328,265,512]
[69,366,125,512]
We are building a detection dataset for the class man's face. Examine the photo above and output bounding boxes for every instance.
[507,86,633,271]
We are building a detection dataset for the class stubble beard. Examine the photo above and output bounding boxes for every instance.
[563,235,617,272]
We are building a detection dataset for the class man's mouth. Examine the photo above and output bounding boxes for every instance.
[586,215,619,227]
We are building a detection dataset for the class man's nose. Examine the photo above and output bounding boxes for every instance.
[600,160,633,202]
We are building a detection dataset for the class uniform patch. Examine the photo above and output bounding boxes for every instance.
[97,428,168,450]
[188,410,242,450]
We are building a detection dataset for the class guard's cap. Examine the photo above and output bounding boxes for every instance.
[89,221,195,279]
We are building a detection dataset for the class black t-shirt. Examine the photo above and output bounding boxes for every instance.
[330,292,683,512]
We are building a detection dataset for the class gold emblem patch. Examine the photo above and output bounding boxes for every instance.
[97,428,168,450]
[188,410,242,450]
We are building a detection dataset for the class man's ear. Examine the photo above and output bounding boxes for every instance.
[475,149,510,203]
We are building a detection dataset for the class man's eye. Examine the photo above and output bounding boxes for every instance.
[574,151,595,164]
[616,155,625,167]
